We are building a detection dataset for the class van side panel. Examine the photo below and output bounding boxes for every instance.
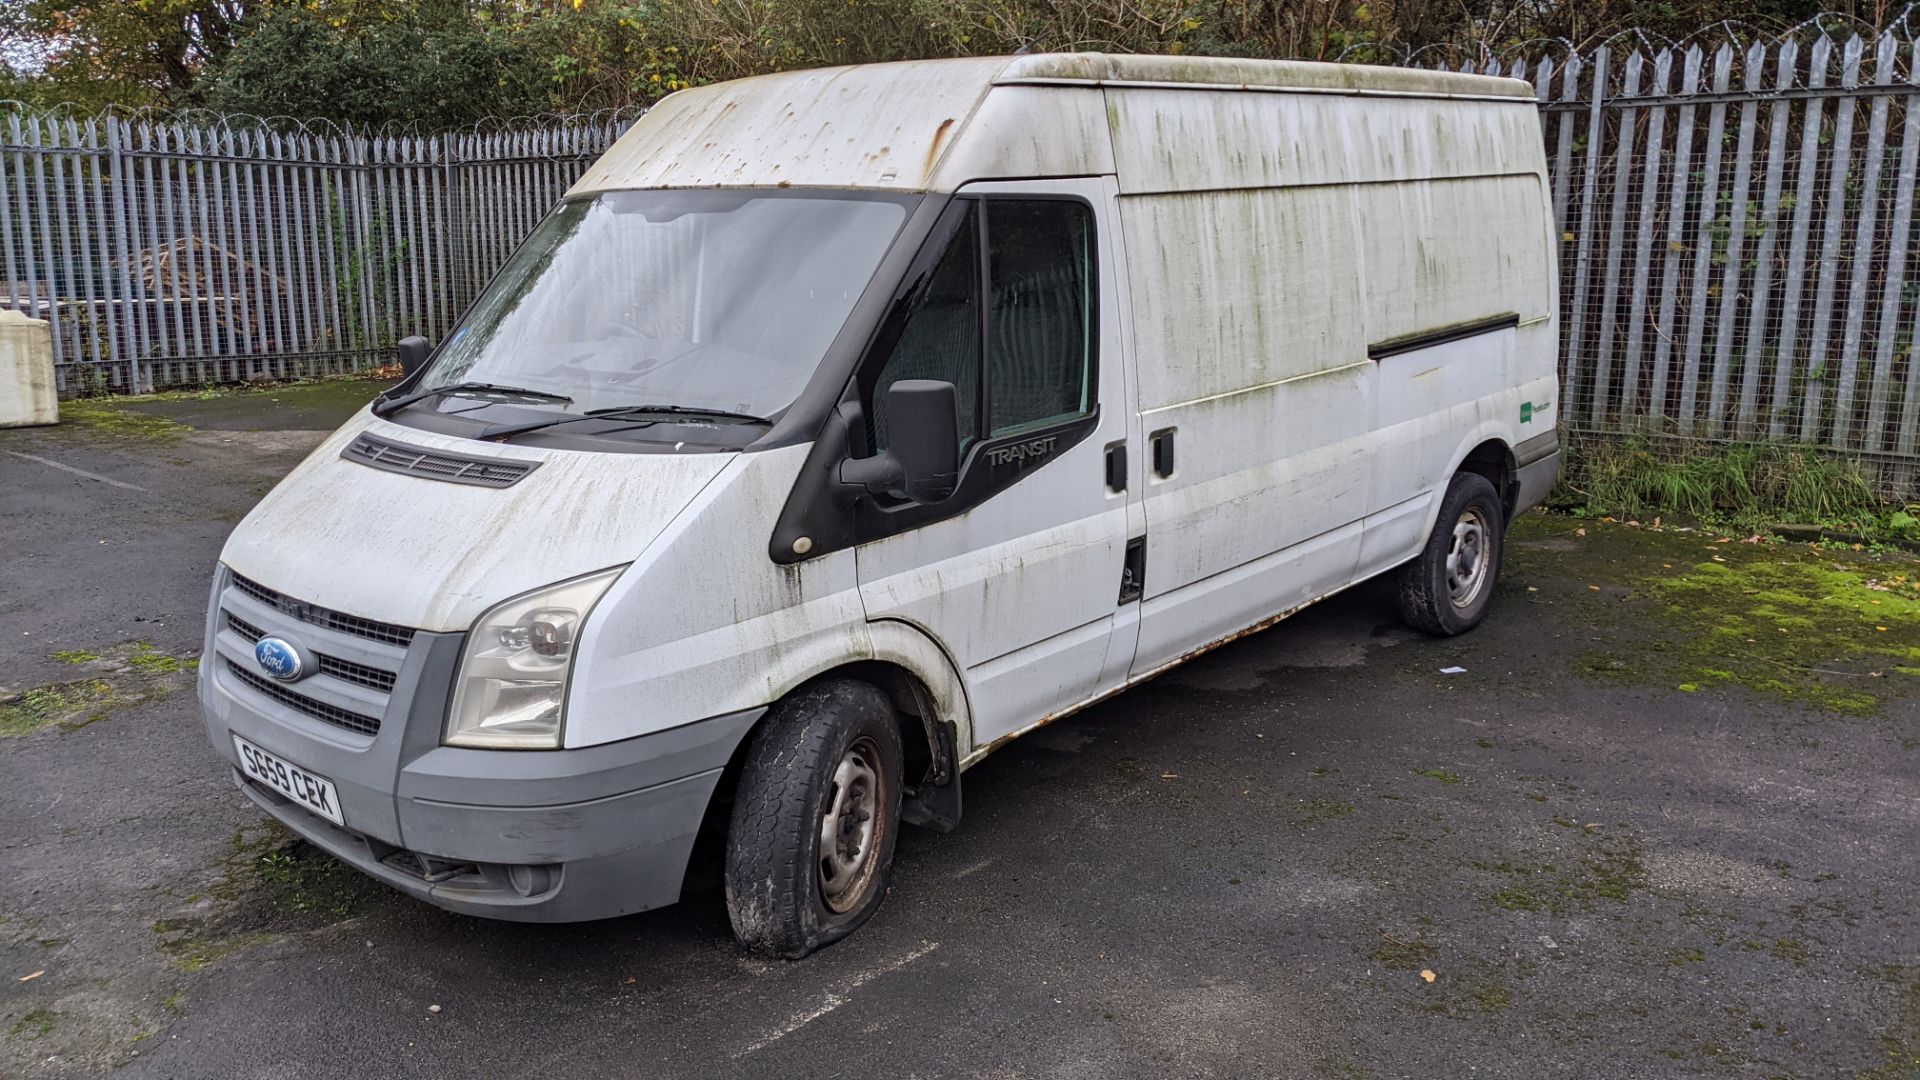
[1359,173,1554,520]
[1106,85,1554,679]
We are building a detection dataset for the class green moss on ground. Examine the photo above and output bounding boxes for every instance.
[1479,838,1648,917]
[55,398,182,441]
[2,642,197,738]
[6,1009,56,1039]
[1297,798,1357,822]
[1859,965,1920,1080]
[153,825,384,973]
[0,680,115,737]
[1369,938,1437,969]
[1509,514,1920,716]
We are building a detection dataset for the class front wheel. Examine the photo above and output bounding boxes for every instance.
[724,679,904,958]
[1396,472,1506,636]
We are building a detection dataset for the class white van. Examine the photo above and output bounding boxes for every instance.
[199,54,1559,957]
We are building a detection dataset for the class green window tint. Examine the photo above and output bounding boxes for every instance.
[985,200,1094,437]
[871,206,981,455]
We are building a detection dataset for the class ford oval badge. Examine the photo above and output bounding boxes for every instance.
[254,637,304,681]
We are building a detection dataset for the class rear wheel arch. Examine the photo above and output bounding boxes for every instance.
[1455,437,1518,520]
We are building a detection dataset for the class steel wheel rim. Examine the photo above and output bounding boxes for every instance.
[818,736,883,913]
[1446,508,1490,609]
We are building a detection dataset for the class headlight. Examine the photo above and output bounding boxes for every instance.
[444,566,625,749]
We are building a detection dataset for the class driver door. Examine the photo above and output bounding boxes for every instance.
[853,178,1138,753]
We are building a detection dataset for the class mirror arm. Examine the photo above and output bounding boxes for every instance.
[839,451,903,495]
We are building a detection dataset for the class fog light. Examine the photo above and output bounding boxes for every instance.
[508,863,558,897]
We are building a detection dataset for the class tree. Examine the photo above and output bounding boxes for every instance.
[15,0,259,109]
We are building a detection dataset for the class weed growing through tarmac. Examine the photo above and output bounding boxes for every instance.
[1413,768,1463,784]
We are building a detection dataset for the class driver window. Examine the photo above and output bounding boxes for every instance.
[870,206,982,453]
[869,198,1095,457]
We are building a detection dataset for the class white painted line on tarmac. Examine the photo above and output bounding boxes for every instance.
[5,450,147,492]
[733,941,940,1058]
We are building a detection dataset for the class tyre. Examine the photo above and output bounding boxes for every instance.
[1396,471,1505,636]
[724,679,904,958]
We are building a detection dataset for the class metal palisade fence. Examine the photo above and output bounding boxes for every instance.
[1451,30,1920,472]
[0,109,634,393]
[7,33,1920,482]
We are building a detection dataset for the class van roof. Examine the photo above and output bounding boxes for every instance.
[993,52,1531,98]
[569,54,1534,197]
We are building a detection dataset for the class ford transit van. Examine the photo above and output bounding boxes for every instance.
[200,53,1560,957]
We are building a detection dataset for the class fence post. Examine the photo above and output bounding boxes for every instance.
[1736,41,1797,437]
[1564,45,1609,425]
[1799,34,1867,444]
[1705,43,1765,436]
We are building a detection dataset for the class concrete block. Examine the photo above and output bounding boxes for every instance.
[0,308,57,427]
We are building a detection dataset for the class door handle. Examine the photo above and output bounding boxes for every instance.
[1104,440,1127,492]
[1149,428,1175,477]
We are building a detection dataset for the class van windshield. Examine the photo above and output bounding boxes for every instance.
[417,190,913,421]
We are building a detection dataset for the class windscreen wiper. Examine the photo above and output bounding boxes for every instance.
[477,403,771,443]
[371,381,573,418]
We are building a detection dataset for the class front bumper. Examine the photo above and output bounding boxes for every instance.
[199,569,762,922]
[222,707,759,922]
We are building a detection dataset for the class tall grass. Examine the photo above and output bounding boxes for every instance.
[1553,435,1912,539]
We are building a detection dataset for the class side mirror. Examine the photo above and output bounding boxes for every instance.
[396,335,431,377]
[839,380,960,505]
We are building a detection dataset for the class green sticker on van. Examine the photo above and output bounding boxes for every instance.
[1520,401,1533,423]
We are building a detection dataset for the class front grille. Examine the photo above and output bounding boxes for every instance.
[225,661,382,737]
[225,613,398,693]
[319,655,397,693]
[342,432,538,488]
[229,573,414,648]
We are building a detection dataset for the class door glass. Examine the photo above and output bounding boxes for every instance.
[871,207,981,453]
[986,201,1094,436]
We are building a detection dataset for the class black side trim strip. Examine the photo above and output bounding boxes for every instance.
[1368,313,1520,361]
[1514,429,1559,467]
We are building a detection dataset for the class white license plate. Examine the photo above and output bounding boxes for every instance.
[232,734,344,826]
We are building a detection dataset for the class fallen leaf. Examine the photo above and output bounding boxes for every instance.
[1588,585,1601,591]
[18,970,43,982]
[1575,528,1587,537]
[1877,626,1889,632]
[624,976,637,985]
[1420,969,1437,983]
[1160,772,1179,779]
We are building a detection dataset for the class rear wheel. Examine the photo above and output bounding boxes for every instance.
[724,679,904,958]
[1397,471,1505,636]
